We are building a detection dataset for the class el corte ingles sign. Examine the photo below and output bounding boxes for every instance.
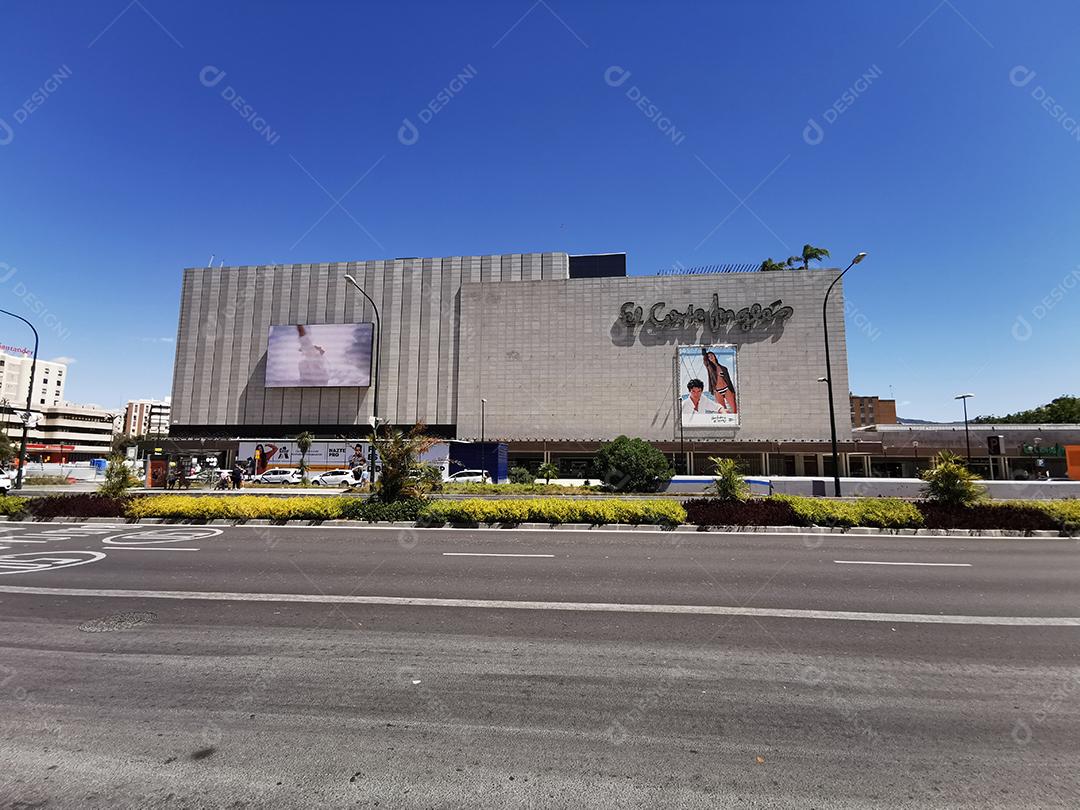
[619,294,794,332]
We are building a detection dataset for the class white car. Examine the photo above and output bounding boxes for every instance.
[447,469,489,483]
[312,469,360,487]
[0,469,11,493]
[255,468,303,485]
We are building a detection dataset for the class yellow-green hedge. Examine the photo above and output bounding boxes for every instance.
[126,495,350,522]
[420,497,686,526]
[0,495,29,516]
[776,495,924,529]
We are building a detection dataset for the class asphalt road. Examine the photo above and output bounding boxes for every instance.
[1,522,1077,808]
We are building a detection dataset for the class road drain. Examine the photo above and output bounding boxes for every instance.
[78,611,158,633]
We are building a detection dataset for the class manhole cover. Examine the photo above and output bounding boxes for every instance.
[78,611,158,633]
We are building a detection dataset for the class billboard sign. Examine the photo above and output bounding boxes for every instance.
[678,345,739,428]
[265,323,373,388]
[237,440,450,477]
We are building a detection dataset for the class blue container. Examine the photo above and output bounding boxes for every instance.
[448,442,508,483]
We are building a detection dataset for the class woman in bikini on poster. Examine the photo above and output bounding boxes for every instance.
[702,349,738,414]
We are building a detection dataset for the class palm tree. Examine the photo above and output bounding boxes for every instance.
[296,430,314,483]
[758,258,790,272]
[538,461,558,484]
[800,244,830,270]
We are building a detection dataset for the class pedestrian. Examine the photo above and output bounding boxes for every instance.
[231,464,243,490]
[217,470,232,490]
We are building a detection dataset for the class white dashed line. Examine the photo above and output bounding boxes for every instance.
[442,552,555,558]
[834,560,972,567]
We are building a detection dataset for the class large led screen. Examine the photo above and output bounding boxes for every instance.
[265,323,373,387]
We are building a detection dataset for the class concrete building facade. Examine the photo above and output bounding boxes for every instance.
[0,352,66,408]
[168,252,854,474]
[122,398,171,437]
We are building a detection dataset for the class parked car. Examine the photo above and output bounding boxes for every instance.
[311,469,360,487]
[446,469,489,483]
[0,469,12,493]
[255,468,303,485]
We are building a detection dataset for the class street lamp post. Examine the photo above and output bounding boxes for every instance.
[954,393,975,466]
[0,308,39,490]
[343,274,381,486]
[822,253,867,497]
[480,398,487,483]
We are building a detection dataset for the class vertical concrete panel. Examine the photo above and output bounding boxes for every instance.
[280,265,307,426]
[299,264,330,425]
[210,270,238,423]
[321,262,342,426]
[442,256,462,425]
[193,271,222,424]
[507,253,522,282]
[379,261,401,424]
[170,269,200,424]
[337,261,362,426]
[226,268,256,423]
[261,266,291,426]
[243,267,272,424]
[396,260,417,422]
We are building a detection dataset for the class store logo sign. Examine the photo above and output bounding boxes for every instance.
[619,295,793,332]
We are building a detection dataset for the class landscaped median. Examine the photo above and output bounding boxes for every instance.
[0,492,1076,534]
[683,495,1080,534]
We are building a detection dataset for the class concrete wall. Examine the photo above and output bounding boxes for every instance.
[169,253,569,431]
[456,271,849,443]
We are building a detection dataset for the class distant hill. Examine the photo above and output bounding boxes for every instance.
[972,395,1080,425]
[896,417,943,425]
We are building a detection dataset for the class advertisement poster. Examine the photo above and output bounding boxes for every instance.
[678,345,739,427]
[237,440,450,477]
[265,323,374,387]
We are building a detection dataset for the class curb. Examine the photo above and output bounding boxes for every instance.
[0,515,1068,537]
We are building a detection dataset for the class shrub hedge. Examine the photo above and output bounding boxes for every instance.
[0,496,29,517]
[420,497,686,526]
[29,494,131,519]
[440,482,601,495]
[684,495,1079,535]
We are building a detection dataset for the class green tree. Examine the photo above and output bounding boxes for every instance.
[537,461,559,484]
[706,456,749,500]
[295,431,314,483]
[799,244,831,270]
[0,431,16,466]
[508,466,534,484]
[100,455,140,498]
[972,395,1080,424]
[371,423,438,503]
[920,451,986,506]
[594,436,673,492]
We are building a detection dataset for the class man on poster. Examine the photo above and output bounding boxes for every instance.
[681,378,721,424]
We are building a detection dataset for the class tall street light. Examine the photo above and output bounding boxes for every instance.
[822,252,867,497]
[344,274,381,486]
[0,308,39,490]
[955,393,975,465]
[480,398,487,483]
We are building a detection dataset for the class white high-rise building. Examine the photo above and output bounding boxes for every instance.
[0,352,66,408]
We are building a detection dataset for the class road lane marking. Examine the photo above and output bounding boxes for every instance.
[0,539,48,544]
[112,547,200,552]
[0,585,1075,626]
[0,553,107,575]
[442,552,555,558]
[834,560,972,567]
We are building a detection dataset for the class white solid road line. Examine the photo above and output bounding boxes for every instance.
[442,552,555,558]
[0,585,1076,626]
[834,560,972,567]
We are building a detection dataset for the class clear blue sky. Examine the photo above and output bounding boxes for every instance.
[2,0,1078,421]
